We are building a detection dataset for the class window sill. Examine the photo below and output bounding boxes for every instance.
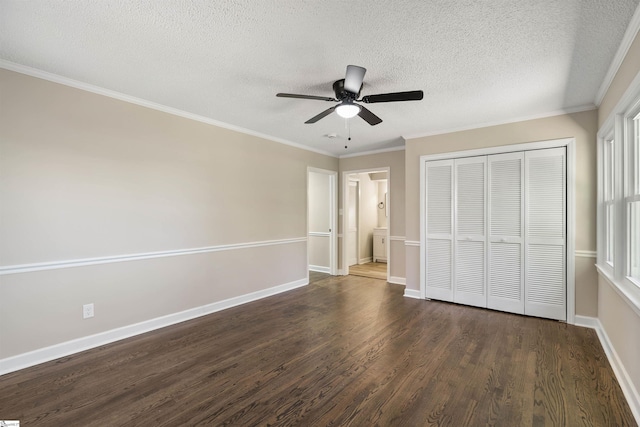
[596,264,640,318]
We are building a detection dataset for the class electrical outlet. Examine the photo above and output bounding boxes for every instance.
[83,303,94,319]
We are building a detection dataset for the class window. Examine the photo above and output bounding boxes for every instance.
[603,138,615,266]
[599,98,640,292]
[627,114,640,283]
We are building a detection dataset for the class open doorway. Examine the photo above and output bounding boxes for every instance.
[308,167,337,278]
[342,168,389,281]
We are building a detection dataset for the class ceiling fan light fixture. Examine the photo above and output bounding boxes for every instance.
[336,103,361,119]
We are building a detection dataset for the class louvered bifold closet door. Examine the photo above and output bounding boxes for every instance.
[454,157,487,307]
[425,160,454,301]
[487,152,525,314]
[525,148,566,321]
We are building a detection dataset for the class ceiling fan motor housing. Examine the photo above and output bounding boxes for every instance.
[333,79,361,100]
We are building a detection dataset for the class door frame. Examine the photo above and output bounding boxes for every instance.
[419,138,576,324]
[342,167,391,282]
[347,179,360,267]
[307,167,338,276]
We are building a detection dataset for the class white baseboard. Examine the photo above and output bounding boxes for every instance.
[574,315,640,423]
[359,257,373,264]
[0,277,309,376]
[309,265,330,273]
[573,315,600,328]
[403,288,422,299]
[389,276,406,285]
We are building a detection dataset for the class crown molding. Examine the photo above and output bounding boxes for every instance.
[339,144,405,159]
[403,104,596,141]
[0,60,338,158]
[595,4,640,106]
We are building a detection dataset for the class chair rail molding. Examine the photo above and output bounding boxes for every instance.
[0,237,307,276]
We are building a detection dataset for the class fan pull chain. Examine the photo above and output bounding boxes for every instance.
[345,119,351,149]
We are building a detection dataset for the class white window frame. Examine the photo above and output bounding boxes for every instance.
[601,135,615,269]
[625,109,640,285]
[597,72,640,316]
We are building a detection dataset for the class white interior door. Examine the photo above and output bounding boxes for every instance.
[308,168,337,275]
[347,180,359,267]
[525,148,566,321]
[425,160,454,301]
[454,156,487,307]
[487,152,525,314]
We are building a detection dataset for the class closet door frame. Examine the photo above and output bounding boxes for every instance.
[420,138,576,324]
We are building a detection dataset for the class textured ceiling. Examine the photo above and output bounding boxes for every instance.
[1,1,638,157]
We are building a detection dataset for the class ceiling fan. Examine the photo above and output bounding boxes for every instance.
[277,65,423,126]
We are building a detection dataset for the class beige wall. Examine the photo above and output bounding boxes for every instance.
[596,29,640,410]
[339,150,406,279]
[0,69,337,359]
[405,109,598,317]
[377,179,388,228]
[598,277,640,405]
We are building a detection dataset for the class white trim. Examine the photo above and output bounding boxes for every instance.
[389,236,406,241]
[0,237,307,276]
[359,257,373,264]
[404,106,595,141]
[389,276,406,285]
[309,265,330,273]
[308,231,331,237]
[0,277,308,376]
[0,60,336,158]
[405,240,420,247]
[339,145,405,159]
[578,317,640,423]
[595,4,640,106]
[575,250,597,258]
[567,140,576,324]
[573,315,600,329]
[403,288,422,299]
[419,137,575,162]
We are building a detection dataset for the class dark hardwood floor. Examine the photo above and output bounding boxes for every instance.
[0,275,636,426]
[309,270,330,284]
[348,262,387,280]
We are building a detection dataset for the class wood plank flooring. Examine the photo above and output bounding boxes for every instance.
[0,275,636,426]
[348,261,387,280]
